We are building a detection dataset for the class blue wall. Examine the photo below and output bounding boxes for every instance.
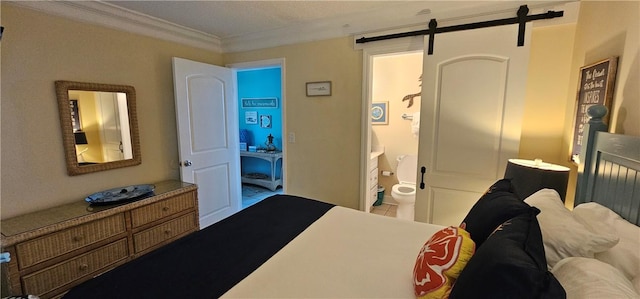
[237,67,282,179]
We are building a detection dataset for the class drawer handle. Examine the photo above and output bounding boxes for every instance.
[72,235,84,242]
[164,229,172,235]
[162,207,170,212]
[78,263,89,271]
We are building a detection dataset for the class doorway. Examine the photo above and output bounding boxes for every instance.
[228,59,286,209]
[361,24,530,225]
[369,51,423,213]
[360,39,424,213]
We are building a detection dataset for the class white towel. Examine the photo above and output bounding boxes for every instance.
[411,112,420,138]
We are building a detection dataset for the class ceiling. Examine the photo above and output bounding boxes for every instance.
[105,1,526,39]
[16,0,573,52]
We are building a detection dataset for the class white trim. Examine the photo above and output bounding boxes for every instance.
[226,58,284,71]
[9,1,222,52]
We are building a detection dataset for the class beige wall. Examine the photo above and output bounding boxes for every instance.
[561,1,639,206]
[223,38,363,209]
[521,24,577,202]
[1,4,222,219]
[565,1,639,137]
[371,52,422,197]
[71,90,105,163]
[521,24,576,164]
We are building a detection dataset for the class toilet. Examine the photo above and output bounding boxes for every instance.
[391,155,417,221]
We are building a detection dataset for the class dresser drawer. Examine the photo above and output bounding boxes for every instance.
[21,238,129,297]
[16,214,126,269]
[130,192,195,228]
[133,212,197,254]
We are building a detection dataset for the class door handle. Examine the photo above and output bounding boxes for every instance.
[419,166,426,189]
[181,160,192,167]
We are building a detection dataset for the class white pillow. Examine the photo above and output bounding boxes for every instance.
[573,202,640,280]
[552,257,640,299]
[524,189,619,268]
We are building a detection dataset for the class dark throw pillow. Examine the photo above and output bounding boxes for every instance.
[450,207,566,299]
[460,179,530,247]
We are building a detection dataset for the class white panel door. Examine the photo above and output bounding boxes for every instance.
[416,24,531,225]
[173,57,241,229]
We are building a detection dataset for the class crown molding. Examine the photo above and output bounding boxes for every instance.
[9,1,577,54]
[222,19,356,53]
[9,1,222,52]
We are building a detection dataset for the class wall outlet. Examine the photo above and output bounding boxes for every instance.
[288,132,296,143]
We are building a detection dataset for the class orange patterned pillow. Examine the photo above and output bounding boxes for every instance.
[413,226,475,299]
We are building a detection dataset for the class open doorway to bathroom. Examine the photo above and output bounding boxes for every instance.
[231,61,285,209]
[368,51,423,216]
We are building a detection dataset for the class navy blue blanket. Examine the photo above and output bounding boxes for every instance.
[63,195,334,299]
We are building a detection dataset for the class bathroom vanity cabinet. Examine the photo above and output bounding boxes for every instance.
[368,149,384,209]
[0,180,198,299]
[369,155,379,208]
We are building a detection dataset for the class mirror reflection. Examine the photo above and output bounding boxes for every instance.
[56,81,141,175]
[70,90,133,164]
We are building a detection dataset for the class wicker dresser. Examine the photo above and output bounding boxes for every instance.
[0,180,198,299]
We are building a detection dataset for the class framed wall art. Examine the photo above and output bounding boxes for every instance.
[69,99,81,131]
[260,115,272,128]
[569,57,618,163]
[306,81,331,97]
[245,111,258,124]
[371,102,388,125]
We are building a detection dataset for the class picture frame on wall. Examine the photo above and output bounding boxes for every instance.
[260,115,272,128]
[371,102,388,125]
[245,111,258,124]
[70,99,81,131]
[569,56,618,163]
[306,81,332,97]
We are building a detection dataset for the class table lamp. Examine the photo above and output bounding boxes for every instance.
[74,131,88,145]
[504,159,570,201]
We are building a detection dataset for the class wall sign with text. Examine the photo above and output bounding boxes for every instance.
[241,98,278,108]
[570,57,618,162]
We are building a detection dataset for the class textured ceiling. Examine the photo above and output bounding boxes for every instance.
[105,1,548,39]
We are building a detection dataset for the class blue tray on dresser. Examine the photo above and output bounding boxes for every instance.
[85,184,155,206]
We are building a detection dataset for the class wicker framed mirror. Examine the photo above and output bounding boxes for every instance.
[55,81,141,175]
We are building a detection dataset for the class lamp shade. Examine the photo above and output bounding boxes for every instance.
[504,159,570,202]
[74,131,88,145]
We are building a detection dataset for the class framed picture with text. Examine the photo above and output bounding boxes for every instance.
[306,81,331,97]
[245,111,258,124]
[569,57,618,163]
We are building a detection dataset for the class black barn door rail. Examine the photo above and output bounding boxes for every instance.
[355,5,564,55]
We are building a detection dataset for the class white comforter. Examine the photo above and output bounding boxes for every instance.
[222,206,444,298]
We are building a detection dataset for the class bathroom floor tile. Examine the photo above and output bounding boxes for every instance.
[370,203,397,218]
[371,207,388,216]
[386,205,397,217]
[242,184,283,209]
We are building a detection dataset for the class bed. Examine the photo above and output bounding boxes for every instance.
[62,108,639,299]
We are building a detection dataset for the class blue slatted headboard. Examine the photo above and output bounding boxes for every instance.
[575,106,640,225]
